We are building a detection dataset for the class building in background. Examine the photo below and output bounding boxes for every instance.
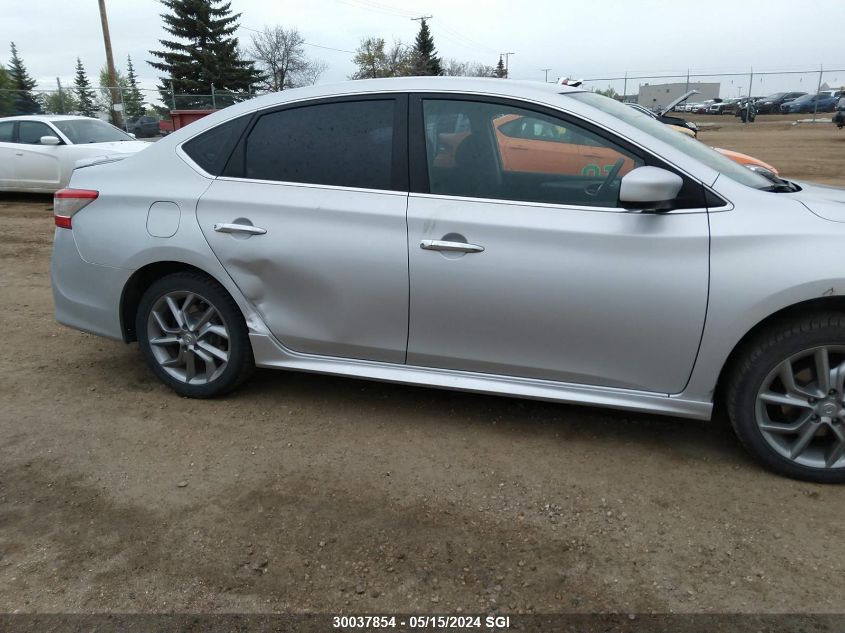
[638,82,720,109]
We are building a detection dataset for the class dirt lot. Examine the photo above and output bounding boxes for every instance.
[690,112,845,185]
[1,119,844,618]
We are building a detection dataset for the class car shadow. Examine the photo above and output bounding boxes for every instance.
[0,192,54,206]
[241,366,745,468]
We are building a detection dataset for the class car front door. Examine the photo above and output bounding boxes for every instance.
[406,95,710,394]
[195,96,410,364]
[13,120,62,189]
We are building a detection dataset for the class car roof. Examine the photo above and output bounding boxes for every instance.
[0,114,100,123]
[226,77,582,114]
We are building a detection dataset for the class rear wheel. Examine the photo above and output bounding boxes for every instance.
[727,314,845,482]
[136,272,254,398]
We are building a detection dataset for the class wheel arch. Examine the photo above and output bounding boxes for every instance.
[120,261,229,342]
[714,296,845,411]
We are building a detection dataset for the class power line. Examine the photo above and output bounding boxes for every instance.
[237,24,355,54]
[334,0,499,58]
[335,0,417,18]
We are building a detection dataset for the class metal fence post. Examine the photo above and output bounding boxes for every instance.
[745,68,753,125]
[211,83,216,110]
[813,65,823,122]
[118,85,128,130]
[170,81,176,111]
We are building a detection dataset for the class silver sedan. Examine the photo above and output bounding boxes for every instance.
[51,77,845,482]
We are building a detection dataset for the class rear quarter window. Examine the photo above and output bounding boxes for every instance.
[182,116,249,176]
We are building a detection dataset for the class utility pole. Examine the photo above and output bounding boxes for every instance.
[500,52,515,78]
[98,0,124,128]
[541,68,551,83]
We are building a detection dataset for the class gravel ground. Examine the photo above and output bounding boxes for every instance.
[1,120,844,616]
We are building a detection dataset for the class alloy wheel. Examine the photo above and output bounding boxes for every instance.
[146,291,230,385]
[755,345,845,470]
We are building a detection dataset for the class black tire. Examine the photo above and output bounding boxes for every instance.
[136,271,254,398]
[726,313,845,483]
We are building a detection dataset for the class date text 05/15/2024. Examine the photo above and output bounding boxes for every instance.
[332,615,512,629]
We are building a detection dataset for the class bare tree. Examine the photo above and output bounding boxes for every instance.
[442,59,495,78]
[248,25,326,91]
[350,38,413,79]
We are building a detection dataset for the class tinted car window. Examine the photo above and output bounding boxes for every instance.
[422,99,642,208]
[0,121,13,142]
[182,115,249,175]
[18,121,55,144]
[243,100,394,190]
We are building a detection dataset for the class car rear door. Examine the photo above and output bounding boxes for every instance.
[0,121,17,188]
[194,95,410,364]
[405,95,710,394]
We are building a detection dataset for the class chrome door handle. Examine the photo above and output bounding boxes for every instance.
[420,239,485,253]
[213,223,267,235]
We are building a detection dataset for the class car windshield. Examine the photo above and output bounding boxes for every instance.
[763,93,786,100]
[52,119,133,144]
[566,92,773,190]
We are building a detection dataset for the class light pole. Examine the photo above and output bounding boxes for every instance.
[500,52,515,78]
[541,68,551,82]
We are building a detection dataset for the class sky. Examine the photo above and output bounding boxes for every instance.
[2,0,845,100]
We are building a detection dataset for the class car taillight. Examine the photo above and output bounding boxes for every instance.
[53,189,99,229]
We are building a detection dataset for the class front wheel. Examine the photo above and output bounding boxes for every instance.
[727,314,845,482]
[136,272,254,398]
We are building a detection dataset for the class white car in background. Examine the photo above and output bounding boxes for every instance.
[0,115,150,193]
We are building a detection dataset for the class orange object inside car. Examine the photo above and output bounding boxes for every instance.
[433,113,637,178]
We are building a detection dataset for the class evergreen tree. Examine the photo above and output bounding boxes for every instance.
[124,55,146,119]
[73,58,97,117]
[0,66,15,116]
[409,18,441,76]
[7,42,40,114]
[148,0,261,108]
[495,56,506,79]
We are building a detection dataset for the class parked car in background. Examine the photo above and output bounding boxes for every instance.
[709,98,740,115]
[693,100,716,113]
[0,115,149,192]
[51,77,845,482]
[781,93,839,114]
[714,147,779,179]
[735,98,758,122]
[127,115,160,138]
[626,102,699,136]
[756,91,806,114]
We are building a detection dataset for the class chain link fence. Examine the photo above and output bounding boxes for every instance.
[580,67,845,121]
[0,85,263,130]
[3,67,844,129]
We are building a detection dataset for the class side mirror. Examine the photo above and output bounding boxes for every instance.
[40,135,61,146]
[619,166,683,212]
